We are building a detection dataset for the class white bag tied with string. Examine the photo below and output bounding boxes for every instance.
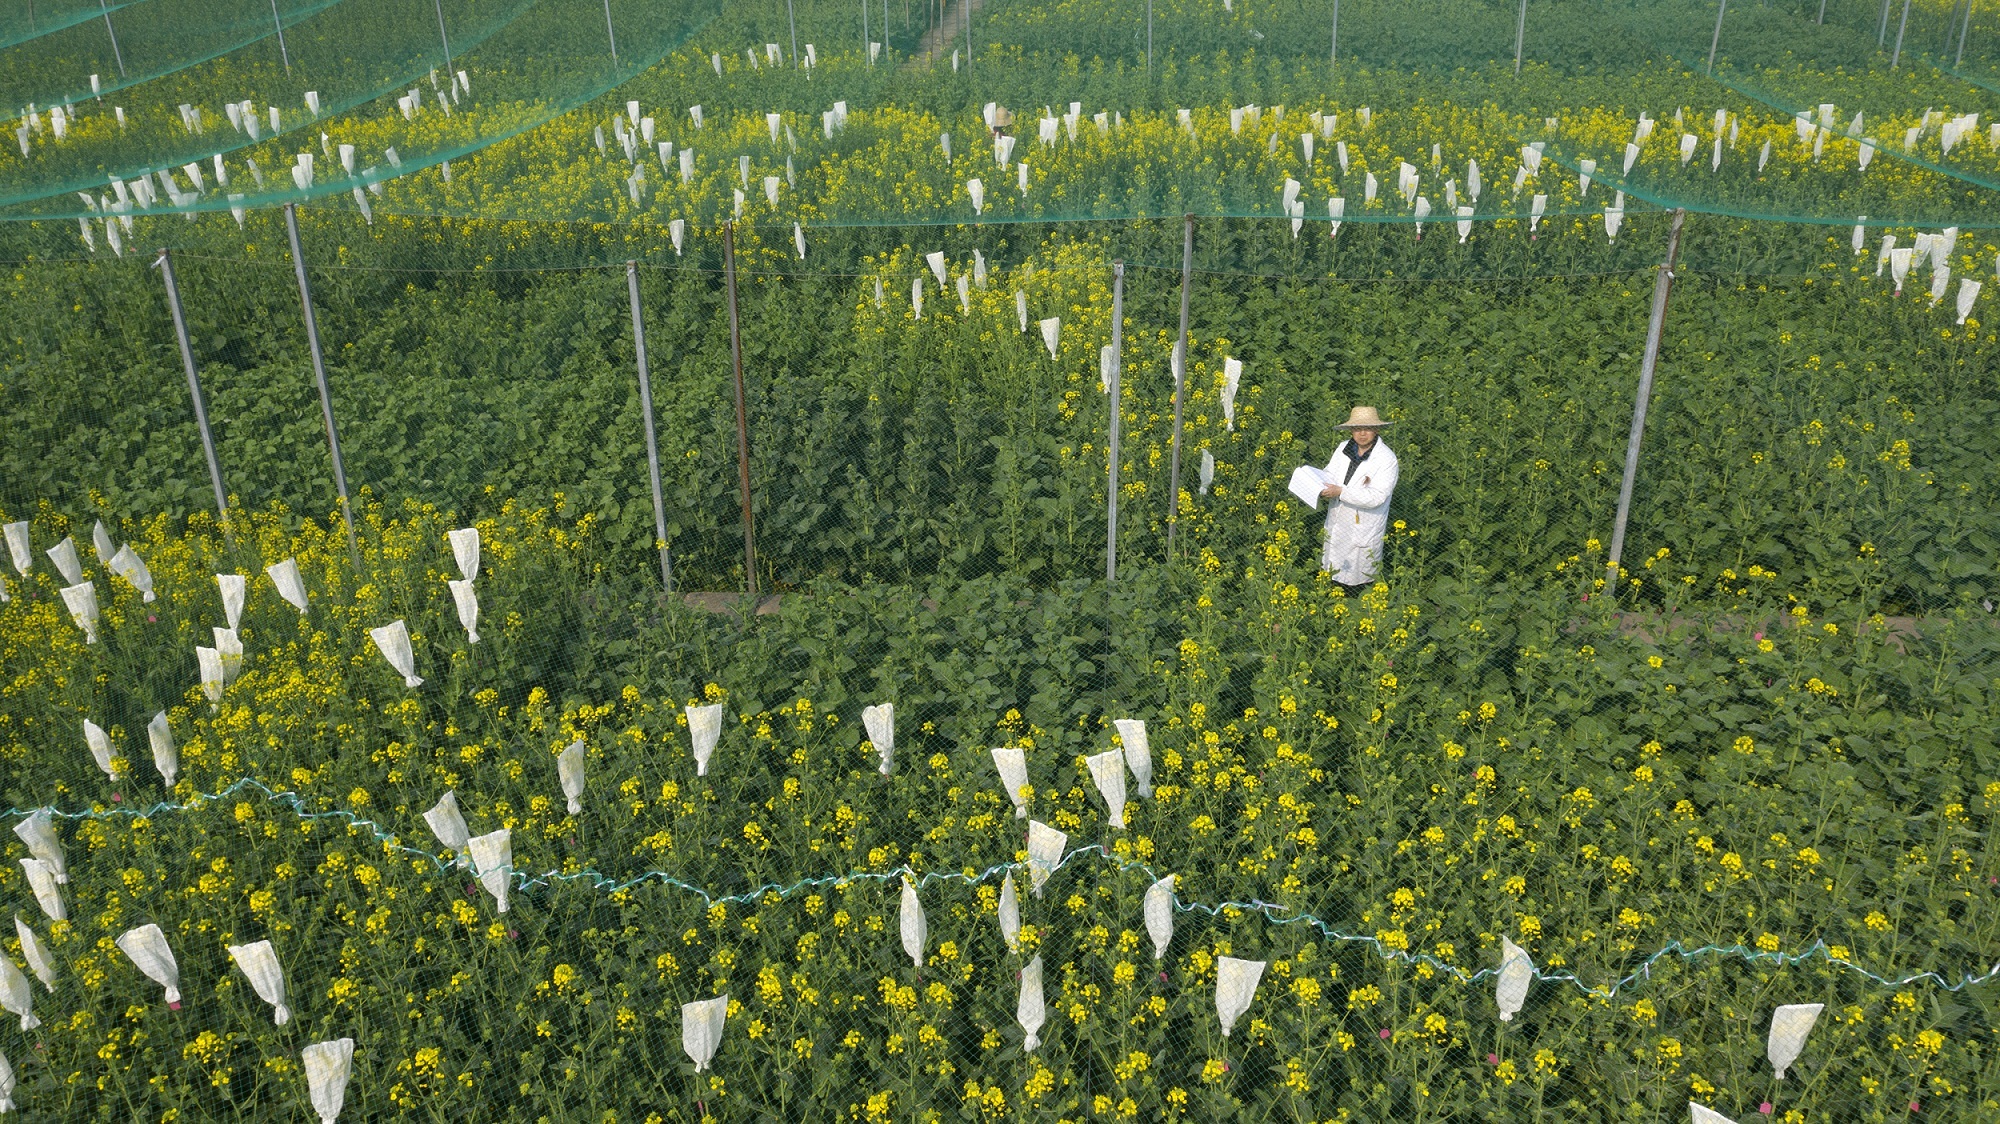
[468,828,512,913]
[448,527,480,579]
[228,940,291,1025]
[899,879,927,967]
[93,520,117,564]
[1085,750,1128,828]
[0,953,37,1029]
[267,557,309,613]
[46,537,82,585]
[214,627,243,684]
[3,522,29,575]
[1688,1102,1738,1124]
[424,790,472,864]
[862,702,893,775]
[1039,317,1061,359]
[558,740,586,815]
[1112,719,1152,797]
[912,276,924,320]
[14,916,53,992]
[448,579,480,644]
[925,251,948,289]
[1199,449,1215,495]
[1025,820,1066,897]
[1767,1002,1824,1079]
[0,1046,13,1113]
[687,703,724,776]
[997,872,1020,952]
[302,1037,355,1123]
[60,582,100,644]
[1959,279,1983,325]
[1496,935,1533,1021]
[1214,956,1266,1036]
[147,712,177,788]
[108,545,154,601]
[1015,291,1028,332]
[13,809,65,883]
[1018,955,1046,1052]
[370,620,423,688]
[1222,358,1242,430]
[991,747,1030,817]
[217,573,246,629]
[20,860,63,922]
[1144,874,1175,960]
[197,646,225,704]
[117,923,182,1005]
[682,994,728,1071]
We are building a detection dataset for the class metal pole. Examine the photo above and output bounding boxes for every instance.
[155,249,234,550]
[1513,0,1527,75]
[966,0,972,73]
[1106,262,1124,582]
[1706,0,1728,75]
[1878,0,1893,44]
[283,203,362,568]
[1605,208,1686,587]
[723,223,758,596]
[603,0,618,62]
[863,0,869,60]
[270,0,292,74]
[1816,0,1825,24]
[787,0,799,65]
[627,261,672,593]
[1956,0,1974,66]
[1147,0,1153,73]
[1891,0,1912,65]
[98,0,125,78]
[1331,0,1339,63]
[433,0,454,73]
[1165,215,1193,559]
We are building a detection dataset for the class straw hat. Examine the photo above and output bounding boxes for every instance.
[1334,405,1394,429]
[992,106,1015,129]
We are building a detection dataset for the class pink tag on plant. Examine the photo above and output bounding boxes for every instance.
[168,1001,182,1010]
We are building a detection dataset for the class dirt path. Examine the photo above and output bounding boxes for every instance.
[907,0,986,69]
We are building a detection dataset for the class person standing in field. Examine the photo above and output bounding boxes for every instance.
[1319,405,1400,591]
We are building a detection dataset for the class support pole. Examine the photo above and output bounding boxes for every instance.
[1165,215,1193,559]
[1147,0,1153,73]
[1816,0,1826,24]
[1956,0,1974,66]
[1706,0,1728,75]
[283,203,361,568]
[155,249,234,550]
[723,222,758,595]
[862,0,869,60]
[270,0,292,74]
[98,0,125,78]
[966,0,972,73]
[627,261,672,593]
[1106,262,1125,583]
[1605,208,1686,588]
[1331,0,1339,64]
[1878,0,1892,45]
[787,0,799,66]
[1891,0,1912,65]
[433,0,454,74]
[603,0,619,62]
[1513,0,1527,75]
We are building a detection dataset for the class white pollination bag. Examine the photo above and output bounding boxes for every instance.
[1767,1002,1824,1079]
[1688,1103,1738,1124]
[1085,750,1128,828]
[1026,820,1066,897]
[20,860,64,922]
[1018,954,1046,1052]
[686,703,724,776]
[84,719,117,779]
[1214,956,1266,1036]
[1495,935,1533,1021]
[46,537,82,585]
[926,250,948,289]
[899,878,927,967]
[682,994,729,1071]
[912,276,925,320]
[93,520,117,564]
[1113,719,1152,797]
[449,579,480,644]
[558,740,586,815]
[862,702,893,775]
[369,620,423,688]
[449,527,480,579]
[1144,874,1175,960]
[267,558,309,613]
[1039,316,1060,359]
[968,178,984,214]
[997,872,1020,951]
[0,954,37,1029]
[117,923,182,1005]
[302,1038,355,1124]
[467,828,512,913]
[217,573,246,629]
[197,646,226,704]
[148,712,177,788]
[108,545,154,601]
[3,522,30,575]
[14,917,54,992]
[0,1047,13,1113]
[991,748,1029,817]
[60,581,100,643]
[424,790,472,864]
[214,627,243,684]
[228,940,292,1025]
[13,809,65,883]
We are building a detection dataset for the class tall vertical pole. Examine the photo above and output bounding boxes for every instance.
[863,0,869,59]
[1106,262,1125,582]
[1164,215,1193,560]
[1956,0,1974,66]
[1147,0,1153,73]
[603,0,619,62]
[270,0,292,74]
[433,0,454,73]
[283,203,362,568]
[787,0,799,65]
[98,0,126,78]
[1878,0,1893,44]
[723,223,758,596]
[1706,0,1728,75]
[1513,0,1527,75]
[1891,0,1912,65]
[966,0,972,73]
[1331,0,1339,64]
[627,261,672,593]
[1605,208,1685,588]
[1816,0,1826,24]
[155,249,234,551]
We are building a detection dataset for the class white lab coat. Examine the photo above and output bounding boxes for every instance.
[1320,438,1399,584]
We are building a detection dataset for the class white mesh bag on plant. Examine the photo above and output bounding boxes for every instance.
[990,747,1029,817]
[93,520,117,564]
[83,719,117,779]
[424,791,472,867]
[1144,875,1176,961]
[1689,1103,1738,1124]
[1112,719,1152,797]
[266,557,309,613]
[682,994,729,1071]
[0,1045,13,1112]
[686,703,724,776]
[45,537,82,585]
[2,522,29,575]
[116,923,182,1006]
[1018,954,1046,1052]
[217,573,246,628]
[197,646,225,704]
[558,740,585,815]
[147,712,177,788]
[108,544,154,601]
[20,860,63,922]
[302,1037,355,1123]
[1496,935,1533,1021]
[997,872,1020,952]
[1026,820,1066,897]
[899,878,927,968]
[1085,749,1128,828]
[0,952,38,1030]
[1215,956,1266,1036]
[14,916,54,992]
[1767,1003,1824,1079]
[59,581,99,643]
[228,940,291,1025]
[467,828,513,913]
[449,526,480,580]
[862,703,893,775]
[369,620,423,688]
[12,809,65,883]
[448,579,479,644]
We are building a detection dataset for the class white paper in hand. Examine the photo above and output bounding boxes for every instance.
[1288,465,1330,509]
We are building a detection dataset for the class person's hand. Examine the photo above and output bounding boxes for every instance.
[1321,483,1342,499]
